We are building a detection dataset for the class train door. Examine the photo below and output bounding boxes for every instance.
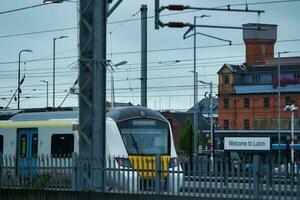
[17,128,38,176]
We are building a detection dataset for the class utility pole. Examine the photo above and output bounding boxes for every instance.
[199,80,213,171]
[141,4,147,107]
[78,0,123,191]
[79,0,107,191]
[193,16,198,155]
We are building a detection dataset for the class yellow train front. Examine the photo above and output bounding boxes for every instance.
[106,106,183,192]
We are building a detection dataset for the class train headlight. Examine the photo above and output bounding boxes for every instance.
[115,157,132,168]
[169,157,179,168]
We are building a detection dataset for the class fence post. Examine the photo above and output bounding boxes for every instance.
[155,154,161,194]
[253,155,260,199]
[71,152,78,191]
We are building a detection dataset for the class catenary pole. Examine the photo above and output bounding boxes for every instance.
[193,16,198,156]
[141,4,147,107]
[79,0,107,191]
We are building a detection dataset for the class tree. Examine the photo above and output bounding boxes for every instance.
[179,117,194,152]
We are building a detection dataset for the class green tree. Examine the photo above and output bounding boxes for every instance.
[179,117,194,152]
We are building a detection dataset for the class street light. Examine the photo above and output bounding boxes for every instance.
[18,49,33,110]
[105,60,128,107]
[41,80,49,107]
[53,35,68,108]
[184,15,211,157]
[284,104,298,163]
[199,80,214,172]
[277,51,289,164]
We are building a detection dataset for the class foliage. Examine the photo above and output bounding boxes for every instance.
[179,117,194,152]
[25,173,52,189]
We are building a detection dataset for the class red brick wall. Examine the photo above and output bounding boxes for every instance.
[218,94,300,130]
[245,40,275,65]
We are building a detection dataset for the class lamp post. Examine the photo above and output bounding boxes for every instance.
[41,80,49,107]
[284,104,298,163]
[105,60,127,107]
[277,51,289,164]
[199,80,214,171]
[53,35,68,108]
[183,15,210,156]
[183,15,230,156]
[18,49,33,110]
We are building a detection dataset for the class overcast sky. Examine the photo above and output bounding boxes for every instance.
[0,0,299,110]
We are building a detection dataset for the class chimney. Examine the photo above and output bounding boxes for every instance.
[243,23,277,66]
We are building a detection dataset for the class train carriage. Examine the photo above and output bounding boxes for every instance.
[0,106,182,191]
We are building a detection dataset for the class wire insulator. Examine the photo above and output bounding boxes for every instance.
[167,5,185,11]
[167,22,186,28]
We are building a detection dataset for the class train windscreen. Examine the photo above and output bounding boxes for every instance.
[118,119,170,155]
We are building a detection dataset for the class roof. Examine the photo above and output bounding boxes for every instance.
[9,111,79,121]
[234,84,300,94]
[162,111,211,131]
[107,106,167,123]
[188,98,218,115]
[217,64,248,74]
[0,110,22,120]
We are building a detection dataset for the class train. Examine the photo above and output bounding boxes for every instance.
[0,106,183,191]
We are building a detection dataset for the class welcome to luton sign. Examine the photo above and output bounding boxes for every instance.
[224,137,271,151]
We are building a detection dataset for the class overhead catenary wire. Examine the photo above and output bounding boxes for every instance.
[0,0,299,37]
[0,39,300,66]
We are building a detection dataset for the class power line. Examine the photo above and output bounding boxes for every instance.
[0,0,299,39]
[0,38,299,65]
[0,3,46,15]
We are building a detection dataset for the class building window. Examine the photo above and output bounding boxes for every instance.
[223,98,229,109]
[263,97,270,108]
[51,134,74,158]
[252,74,261,83]
[294,72,300,79]
[244,98,250,108]
[285,96,293,106]
[224,74,229,85]
[223,120,229,130]
[244,119,250,130]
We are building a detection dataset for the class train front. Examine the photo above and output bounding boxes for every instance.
[106,106,183,192]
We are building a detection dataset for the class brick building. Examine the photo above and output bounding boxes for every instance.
[217,23,300,140]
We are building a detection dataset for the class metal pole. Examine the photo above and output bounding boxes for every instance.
[17,49,32,109]
[141,4,147,107]
[209,82,214,172]
[291,110,294,163]
[18,52,21,110]
[46,81,49,107]
[111,72,114,107]
[93,0,106,191]
[53,38,56,108]
[278,52,281,164]
[193,16,198,155]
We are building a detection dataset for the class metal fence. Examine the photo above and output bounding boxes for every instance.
[0,153,300,200]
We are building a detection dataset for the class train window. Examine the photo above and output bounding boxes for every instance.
[20,135,27,158]
[51,134,74,158]
[31,133,38,158]
[118,119,170,155]
[0,135,3,154]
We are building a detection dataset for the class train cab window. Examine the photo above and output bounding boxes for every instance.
[31,133,38,158]
[0,135,3,154]
[51,134,74,158]
[118,119,170,155]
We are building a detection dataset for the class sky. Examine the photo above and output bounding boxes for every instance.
[0,0,299,111]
